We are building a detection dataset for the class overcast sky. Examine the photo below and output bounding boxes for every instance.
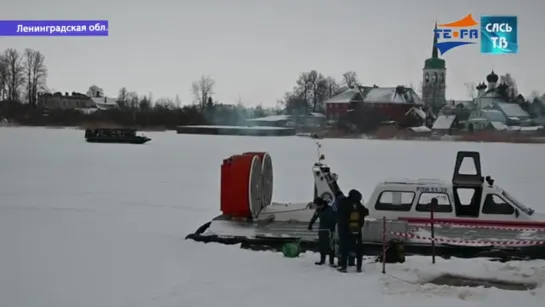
[2,0,544,106]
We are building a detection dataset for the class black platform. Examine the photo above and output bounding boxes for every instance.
[185,222,545,262]
[176,125,296,136]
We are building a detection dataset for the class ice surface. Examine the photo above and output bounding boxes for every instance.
[1,127,544,307]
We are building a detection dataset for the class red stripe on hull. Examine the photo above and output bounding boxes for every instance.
[399,217,545,229]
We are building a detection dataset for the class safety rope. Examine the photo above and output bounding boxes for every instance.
[270,228,332,233]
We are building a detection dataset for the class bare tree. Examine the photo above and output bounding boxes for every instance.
[86,85,104,97]
[293,72,314,113]
[342,71,359,88]
[127,91,139,109]
[138,94,151,110]
[23,48,47,106]
[155,98,175,110]
[23,49,33,104]
[464,82,477,99]
[191,75,215,110]
[313,76,338,112]
[0,55,7,100]
[501,73,518,101]
[253,103,266,118]
[307,71,336,112]
[282,71,338,114]
[117,87,129,105]
[306,70,321,112]
[3,48,25,101]
[280,91,309,116]
[174,94,181,108]
[324,76,339,97]
[529,91,540,102]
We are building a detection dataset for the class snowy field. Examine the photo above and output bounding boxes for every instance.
[1,127,544,307]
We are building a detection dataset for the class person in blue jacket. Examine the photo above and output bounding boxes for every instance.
[308,197,337,266]
[336,189,369,273]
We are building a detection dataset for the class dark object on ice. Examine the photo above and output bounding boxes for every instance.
[376,239,405,264]
[282,242,300,258]
[85,128,151,144]
[426,274,538,291]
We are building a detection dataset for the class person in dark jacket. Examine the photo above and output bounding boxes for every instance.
[331,191,345,212]
[331,191,356,266]
[308,197,337,266]
[336,189,369,273]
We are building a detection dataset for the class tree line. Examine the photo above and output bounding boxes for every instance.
[0,46,359,120]
[0,48,279,127]
[9,46,545,131]
[277,71,359,115]
[0,48,47,106]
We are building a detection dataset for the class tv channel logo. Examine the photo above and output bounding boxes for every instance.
[480,16,518,54]
[433,14,480,55]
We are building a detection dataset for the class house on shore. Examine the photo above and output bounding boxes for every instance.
[37,92,119,113]
[432,71,534,133]
[466,109,506,131]
[324,85,424,123]
[473,71,530,127]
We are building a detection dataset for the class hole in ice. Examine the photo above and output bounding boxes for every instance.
[458,157,477,175]
[425,274,537,291]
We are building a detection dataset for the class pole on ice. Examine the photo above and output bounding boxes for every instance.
[382,216,387,274]
[430,199,436,264]
[315,141,325,162]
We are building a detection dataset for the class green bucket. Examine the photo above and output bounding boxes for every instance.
[282,242,301,258]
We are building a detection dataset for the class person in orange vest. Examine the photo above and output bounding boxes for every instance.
[336,189,369,273]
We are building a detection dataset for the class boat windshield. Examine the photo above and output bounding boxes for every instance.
[502,190,534,216]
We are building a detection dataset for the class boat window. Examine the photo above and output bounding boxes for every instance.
[482,194,515,215]
[374,191,414,211]
[502,191,534,216]
[459,157,478,175]
[416,193,453,213]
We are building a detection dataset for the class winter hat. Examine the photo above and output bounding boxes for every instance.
[348,189,362,202]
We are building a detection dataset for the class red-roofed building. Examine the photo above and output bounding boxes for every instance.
[324,85,425,123]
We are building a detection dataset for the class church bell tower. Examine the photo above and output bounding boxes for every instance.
[422,22,447,114]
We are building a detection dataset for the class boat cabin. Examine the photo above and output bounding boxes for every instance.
[312,151,537,225]
[85,128,137,138]
[367,151,536,224]
[366,178,535,222]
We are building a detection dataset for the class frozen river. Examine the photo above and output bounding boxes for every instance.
[1,127,544,307]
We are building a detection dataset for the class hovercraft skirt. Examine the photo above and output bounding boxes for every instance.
[186,218,545,261]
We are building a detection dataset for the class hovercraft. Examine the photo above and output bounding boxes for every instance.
[186,145,545,260]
